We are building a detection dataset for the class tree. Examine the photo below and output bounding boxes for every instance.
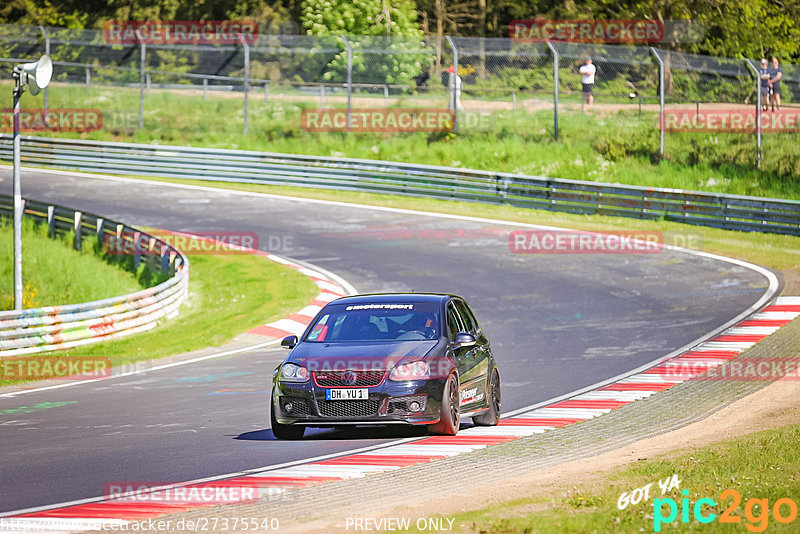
[301,0,428,87]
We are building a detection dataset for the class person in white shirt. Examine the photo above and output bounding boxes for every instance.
[579,58,596,107]
[447,66,465,113]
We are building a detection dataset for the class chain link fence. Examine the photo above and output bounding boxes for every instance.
[1,23,798,173]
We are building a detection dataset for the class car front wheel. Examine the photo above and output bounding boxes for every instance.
[429,374,460,435]
[271,398,305,440]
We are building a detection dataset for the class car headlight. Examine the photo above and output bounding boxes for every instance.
[280,363,310,382]
[389,361,430,381]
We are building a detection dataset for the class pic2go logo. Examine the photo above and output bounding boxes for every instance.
[654,489,799,532]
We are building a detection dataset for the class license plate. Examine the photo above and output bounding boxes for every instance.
[325,388,369,400]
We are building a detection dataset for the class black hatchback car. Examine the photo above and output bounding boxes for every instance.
[270,293,500,439]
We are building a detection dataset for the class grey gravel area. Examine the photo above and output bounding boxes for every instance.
[126,314,800,533]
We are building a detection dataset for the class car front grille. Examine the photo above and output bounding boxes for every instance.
[314,370,386,387]
[279,397,311,416]
[318,400,379,418]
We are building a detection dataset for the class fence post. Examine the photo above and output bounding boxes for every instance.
[85,67,91,92]
[47,205,55,238]
[320,84,325,106]
[545,41,558,141]
[265,81,269,102]
[445,36,458,134]
[341,35,352,132]
[203,78,208,100]
[96,217,105,249]
[39,26,50,123]
[744,59,762,170]
[138,31,146,130]
[133,230,141,269]
[238,33,250,134]
[160,245,169,273]
[73,211,82,251]
[650,47,665,158]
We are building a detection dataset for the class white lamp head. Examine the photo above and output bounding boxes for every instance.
[17,55,53,95]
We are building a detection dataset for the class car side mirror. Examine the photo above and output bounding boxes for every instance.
[281,335,298,349]
[452,332,476,350]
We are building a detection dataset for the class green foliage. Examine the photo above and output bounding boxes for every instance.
[300,0,429,86]
[0,218,141,310]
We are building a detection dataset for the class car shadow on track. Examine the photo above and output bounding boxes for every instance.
[236,425,430,441]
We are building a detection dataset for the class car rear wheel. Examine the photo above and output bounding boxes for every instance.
[473,369,501,426]
[271,398,305,440]
[429,374,460,435]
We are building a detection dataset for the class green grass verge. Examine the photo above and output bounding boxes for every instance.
[0,218,141,309]
[0,232,319,387]
[396,423,800,533]
[3,81,798,199]
[115,175,800,274]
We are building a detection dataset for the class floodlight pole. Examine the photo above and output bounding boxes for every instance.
[39,26,50,122]
[12,73,23,310]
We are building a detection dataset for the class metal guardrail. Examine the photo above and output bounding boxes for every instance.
[0,193,189,355]
[1,135,799,235]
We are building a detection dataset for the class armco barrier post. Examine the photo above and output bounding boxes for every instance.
[341,35,352,132]
[133,230,141,269]
[160,245,169,272]
[545,41,558,141]
[650,47,665,158]
[73,211,82,250]
[47,205,55,237]
[239,33,250,134]
[96,218,105,248]
[744,59,762,170]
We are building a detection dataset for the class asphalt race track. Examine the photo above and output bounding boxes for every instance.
[0,167,776,513]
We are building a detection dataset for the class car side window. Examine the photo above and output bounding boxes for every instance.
[453,300,476,334]
[446,302,463,340]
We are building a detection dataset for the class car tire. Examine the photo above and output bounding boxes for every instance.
[429,374,460,436]
[473,369,501,426]
[271,398,305,440]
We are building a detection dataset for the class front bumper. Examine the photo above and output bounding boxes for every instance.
[272,377,446,426]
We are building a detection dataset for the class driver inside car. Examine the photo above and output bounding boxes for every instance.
[402,312,437,339]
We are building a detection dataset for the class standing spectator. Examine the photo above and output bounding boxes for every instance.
[579,58,596,107]
[759,59,770,111]
[446,66,464,113]
[769,56,783,111]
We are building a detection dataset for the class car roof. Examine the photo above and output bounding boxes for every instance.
[329,293,459,306]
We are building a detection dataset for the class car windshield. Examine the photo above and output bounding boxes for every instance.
[305,303,440,342]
